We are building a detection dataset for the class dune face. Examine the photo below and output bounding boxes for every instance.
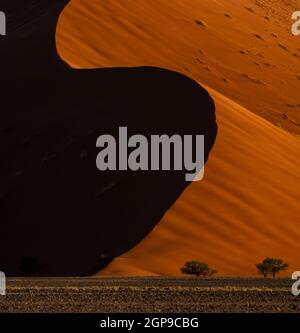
[0,1,217,276]
[101,89,300,276]
[57,0,300,135]
[54,0,300,276]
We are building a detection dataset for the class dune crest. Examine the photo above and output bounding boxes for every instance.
[102,87,300,276]
[56,0,300,276]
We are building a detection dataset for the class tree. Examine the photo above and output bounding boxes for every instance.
[255,258,289,278]
[255,262,271,278]
[268,258,289,278]
[181,260,217,277]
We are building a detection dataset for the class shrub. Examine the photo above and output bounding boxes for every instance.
[181,260,217,277]
[255,258,289,278]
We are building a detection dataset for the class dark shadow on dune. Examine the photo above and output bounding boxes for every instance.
[0,0,217,276]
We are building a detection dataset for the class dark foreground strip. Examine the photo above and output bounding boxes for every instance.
[0,314,299,330]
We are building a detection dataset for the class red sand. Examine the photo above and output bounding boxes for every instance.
[56,0,300,276]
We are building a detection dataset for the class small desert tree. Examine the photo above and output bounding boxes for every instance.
[255,258,289,278]
[268,258,289,278]
[256,262,270,278]
[181,260,217,277]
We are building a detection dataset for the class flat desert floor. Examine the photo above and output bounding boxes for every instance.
[0,277,299,313]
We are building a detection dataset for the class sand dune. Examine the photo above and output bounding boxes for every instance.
[100,87,300,276]
[57,0,300,134]
[56,0,300,276]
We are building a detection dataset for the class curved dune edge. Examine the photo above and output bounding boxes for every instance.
[56,0,300,276]
[101,87,300,276]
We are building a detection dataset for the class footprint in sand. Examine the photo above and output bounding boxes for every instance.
[241,73,266,85]
[254,33,264,40]
[195,20,207,28]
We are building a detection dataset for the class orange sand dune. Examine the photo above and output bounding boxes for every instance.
[57,0,300,276]
[100,88,300,276]
[58,0,300,134]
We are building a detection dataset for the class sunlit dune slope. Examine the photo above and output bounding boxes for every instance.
[101,88,300,276]
[58,0,300,135]
[56,0,300,276]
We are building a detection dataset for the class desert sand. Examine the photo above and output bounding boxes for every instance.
[56,0,300,276]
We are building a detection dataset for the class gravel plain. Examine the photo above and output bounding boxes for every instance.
[0,277,299,313]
